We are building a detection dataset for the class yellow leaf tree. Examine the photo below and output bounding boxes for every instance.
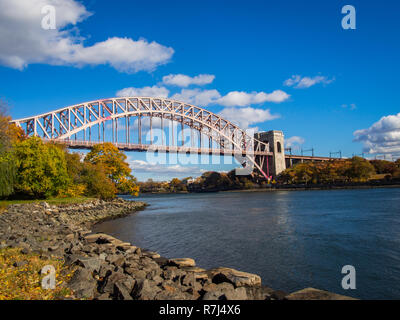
[84,143,139,196]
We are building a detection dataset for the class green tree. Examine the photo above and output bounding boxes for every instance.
[14,137,70,198]
[0,153,16,197]
[0,101,25,198]
[344,156,376,182]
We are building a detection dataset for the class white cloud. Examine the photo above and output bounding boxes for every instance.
[284,75,334,89]
[130,160,205,175]
[0,0,173,72]
[353,112,400,156]
[341,103,357,110]
[116,86,289,108]
[171,89,221,106]
[116,86,169,98]
[285,136,305,149]
[217,90,290,107]
[219,107,279,129]
[162,74,215,87]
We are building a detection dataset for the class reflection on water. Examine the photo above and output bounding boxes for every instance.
[93,188,400,299]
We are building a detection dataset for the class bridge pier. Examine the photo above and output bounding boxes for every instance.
[254,130,286,178]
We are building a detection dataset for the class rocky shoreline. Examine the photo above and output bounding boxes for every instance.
[0,199,355,300]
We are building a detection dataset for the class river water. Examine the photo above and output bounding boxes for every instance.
[93,188,400,299]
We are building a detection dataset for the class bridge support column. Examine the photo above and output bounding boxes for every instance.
[254,130,286,178]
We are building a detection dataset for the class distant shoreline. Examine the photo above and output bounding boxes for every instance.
[138,183,400,195]
[223,184,400,193]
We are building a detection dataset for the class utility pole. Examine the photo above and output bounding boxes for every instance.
[330,151,342,159]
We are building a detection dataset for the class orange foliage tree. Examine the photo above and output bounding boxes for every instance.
[84,143,139,196]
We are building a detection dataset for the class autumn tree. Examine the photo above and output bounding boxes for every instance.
[278,157,377,184]
[370,160,398,175]
[344,156,375,182]
[85,143,139,196]
[79,162,117,199]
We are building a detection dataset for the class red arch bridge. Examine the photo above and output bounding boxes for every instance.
[10,97,335,180]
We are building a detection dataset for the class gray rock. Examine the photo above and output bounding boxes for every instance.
[124,266,138,276]
[98,263,113,278]
[114,278,135,300]
[181,273,195,287]
[271,290,287,300]
[131,279,161,300]
[150,274,163,285]
[99,253,107,261]
[41,202,50,209]
[169,258,196,268]
[209,267,262,287]
[154,290,193,300]
[201,282,236,300]
[224,287,248,300]
[95,293,112,300]
[75,256,102,273]
[285,288,357,300]
[106,254,124,265]
[100,271,126,294]
[162,266,184,282]
[202,291,225,300]
[245,285,274,300]
[133,270,147,279]
[67,268,97,299]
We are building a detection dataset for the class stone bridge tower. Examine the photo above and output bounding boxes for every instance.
[254,130,286,178]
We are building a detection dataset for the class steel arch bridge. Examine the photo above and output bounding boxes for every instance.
[11,97,273,179]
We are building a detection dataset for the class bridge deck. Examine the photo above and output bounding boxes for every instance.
[55,139,273,156]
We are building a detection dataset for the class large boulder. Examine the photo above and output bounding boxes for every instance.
[285,288,357,300]
[202,282,240,300]
[114,277,136,300]
[208,267,262,287]
[169,258,196,268]
[162,266,185,282]
[99,271,127,294]
[224,287,248,300]
[67,268,97,299]
[74,256,102,273]
[245,285,274,300]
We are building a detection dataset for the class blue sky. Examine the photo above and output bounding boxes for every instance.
[1,0,399,181]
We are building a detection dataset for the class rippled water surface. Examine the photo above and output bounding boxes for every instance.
[93,188,400,299]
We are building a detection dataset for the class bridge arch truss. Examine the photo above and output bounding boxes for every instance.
[11,97,273,179]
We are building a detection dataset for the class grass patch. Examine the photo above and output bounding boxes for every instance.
[0,197,96,212]
[0,247,75,300]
